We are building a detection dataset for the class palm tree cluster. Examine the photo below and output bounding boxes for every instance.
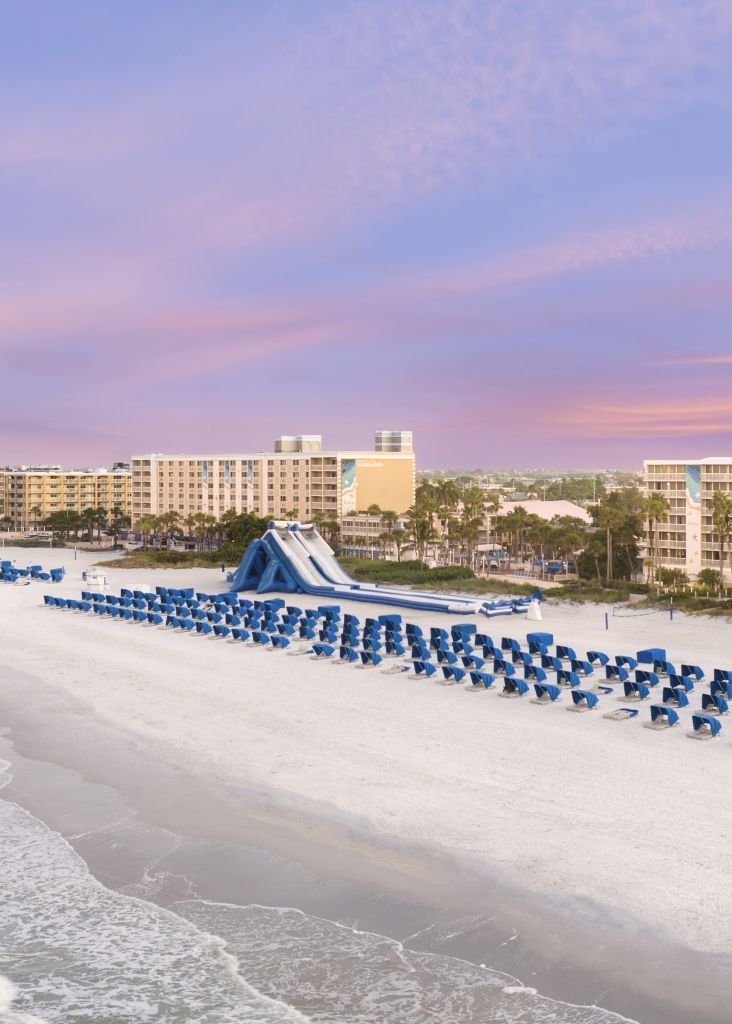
[311,511,341,547]
[583,487,645,581]
[492,510,588,572]
[401,480,498,567]
[41,504,130,543]
[136,509,269,554]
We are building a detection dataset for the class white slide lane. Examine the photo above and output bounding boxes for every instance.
[269,529,331,591]
[287,527,489,614]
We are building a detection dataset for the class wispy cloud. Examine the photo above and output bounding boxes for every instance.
[4,1,732,253]
[551,399,732,439]
[406,201,732,297]
[668,354,732,365]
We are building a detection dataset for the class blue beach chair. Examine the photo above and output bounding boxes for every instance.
[411,660,436,678]
[644,705,680,730]
[531,682,562,704]
[688,714,722,740]
[337,645,359,663]
[605,665,629,683]
[468,671,494,690]
[662,685,690,708]
[440,665,465,684]
[498,677,529,698]
[587,650,610,667]
[567,689,599,712]
[618,680,650,702]
[700,693,729,716]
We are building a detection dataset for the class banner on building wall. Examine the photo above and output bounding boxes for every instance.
[685,464,701,574]
[247,460,254,512]
[223,460,231,511]
[341,459,357,514]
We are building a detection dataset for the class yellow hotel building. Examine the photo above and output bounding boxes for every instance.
[131,432,415,525]
[0,466,132,530]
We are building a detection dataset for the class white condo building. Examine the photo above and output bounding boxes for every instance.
[644,458,732,580]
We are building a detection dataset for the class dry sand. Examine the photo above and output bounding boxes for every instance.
[2,545,732,961]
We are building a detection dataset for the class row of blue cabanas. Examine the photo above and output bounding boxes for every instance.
[2,559,64,584]
[42,592,727,739]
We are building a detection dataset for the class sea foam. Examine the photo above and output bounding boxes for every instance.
[0,796,309,1023]
[175,901,640,1024]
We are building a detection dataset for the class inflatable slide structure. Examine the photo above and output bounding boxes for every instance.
[229,522,534,617]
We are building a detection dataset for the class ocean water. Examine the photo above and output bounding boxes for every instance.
[0,758,637,1024]
[0,760,307,1024]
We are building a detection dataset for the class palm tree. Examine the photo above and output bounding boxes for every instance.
[404,504,436,561]
[376,509,399,559]
[80,506,97,543]
[201,514,218,550]
[644,492,670,583]
[490,513,508,570]
[591,492,629,582]
[376,531,393,559]
[500,506,532,569]
[380,509,398,532]
[30,504,43,531]
[432,480,460,559]
[137,515,157,548]
[391,525,406,563]
[711,490,732,593]
[184,513,199,544]
[527,519,551,568]
[94,506,108,541]
[110,504,130,547]
[460,486,488,569]
[550,516,589,576]
[157,511,181,547]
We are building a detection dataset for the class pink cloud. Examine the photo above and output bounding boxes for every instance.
[668,354,732,365]
[550,398,732,438]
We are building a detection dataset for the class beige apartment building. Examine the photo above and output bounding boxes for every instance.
[0,466,132,531]
[131,432,416,526]
[644,458,732,580]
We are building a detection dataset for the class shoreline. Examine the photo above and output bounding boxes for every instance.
[1,671,730,1024]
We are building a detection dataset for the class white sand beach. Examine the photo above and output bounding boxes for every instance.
[2,546,732,968]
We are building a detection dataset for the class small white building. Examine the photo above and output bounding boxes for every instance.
[495,499,592,525]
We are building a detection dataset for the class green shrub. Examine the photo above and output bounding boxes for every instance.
[338,558,475,585]
[3,538,67,549]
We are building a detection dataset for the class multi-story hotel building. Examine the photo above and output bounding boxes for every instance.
[131,432,415,525]
[0,466,132,531]
[644,458,732,580]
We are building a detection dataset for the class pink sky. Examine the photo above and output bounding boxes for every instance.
[2,1,732,469]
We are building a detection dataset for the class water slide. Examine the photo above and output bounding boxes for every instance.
[268,526,482,613]
[230,522,533,616]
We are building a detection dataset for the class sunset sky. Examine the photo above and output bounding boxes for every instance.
[2,1,732,468]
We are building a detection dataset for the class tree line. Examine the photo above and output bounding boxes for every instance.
[4,504,132,544]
